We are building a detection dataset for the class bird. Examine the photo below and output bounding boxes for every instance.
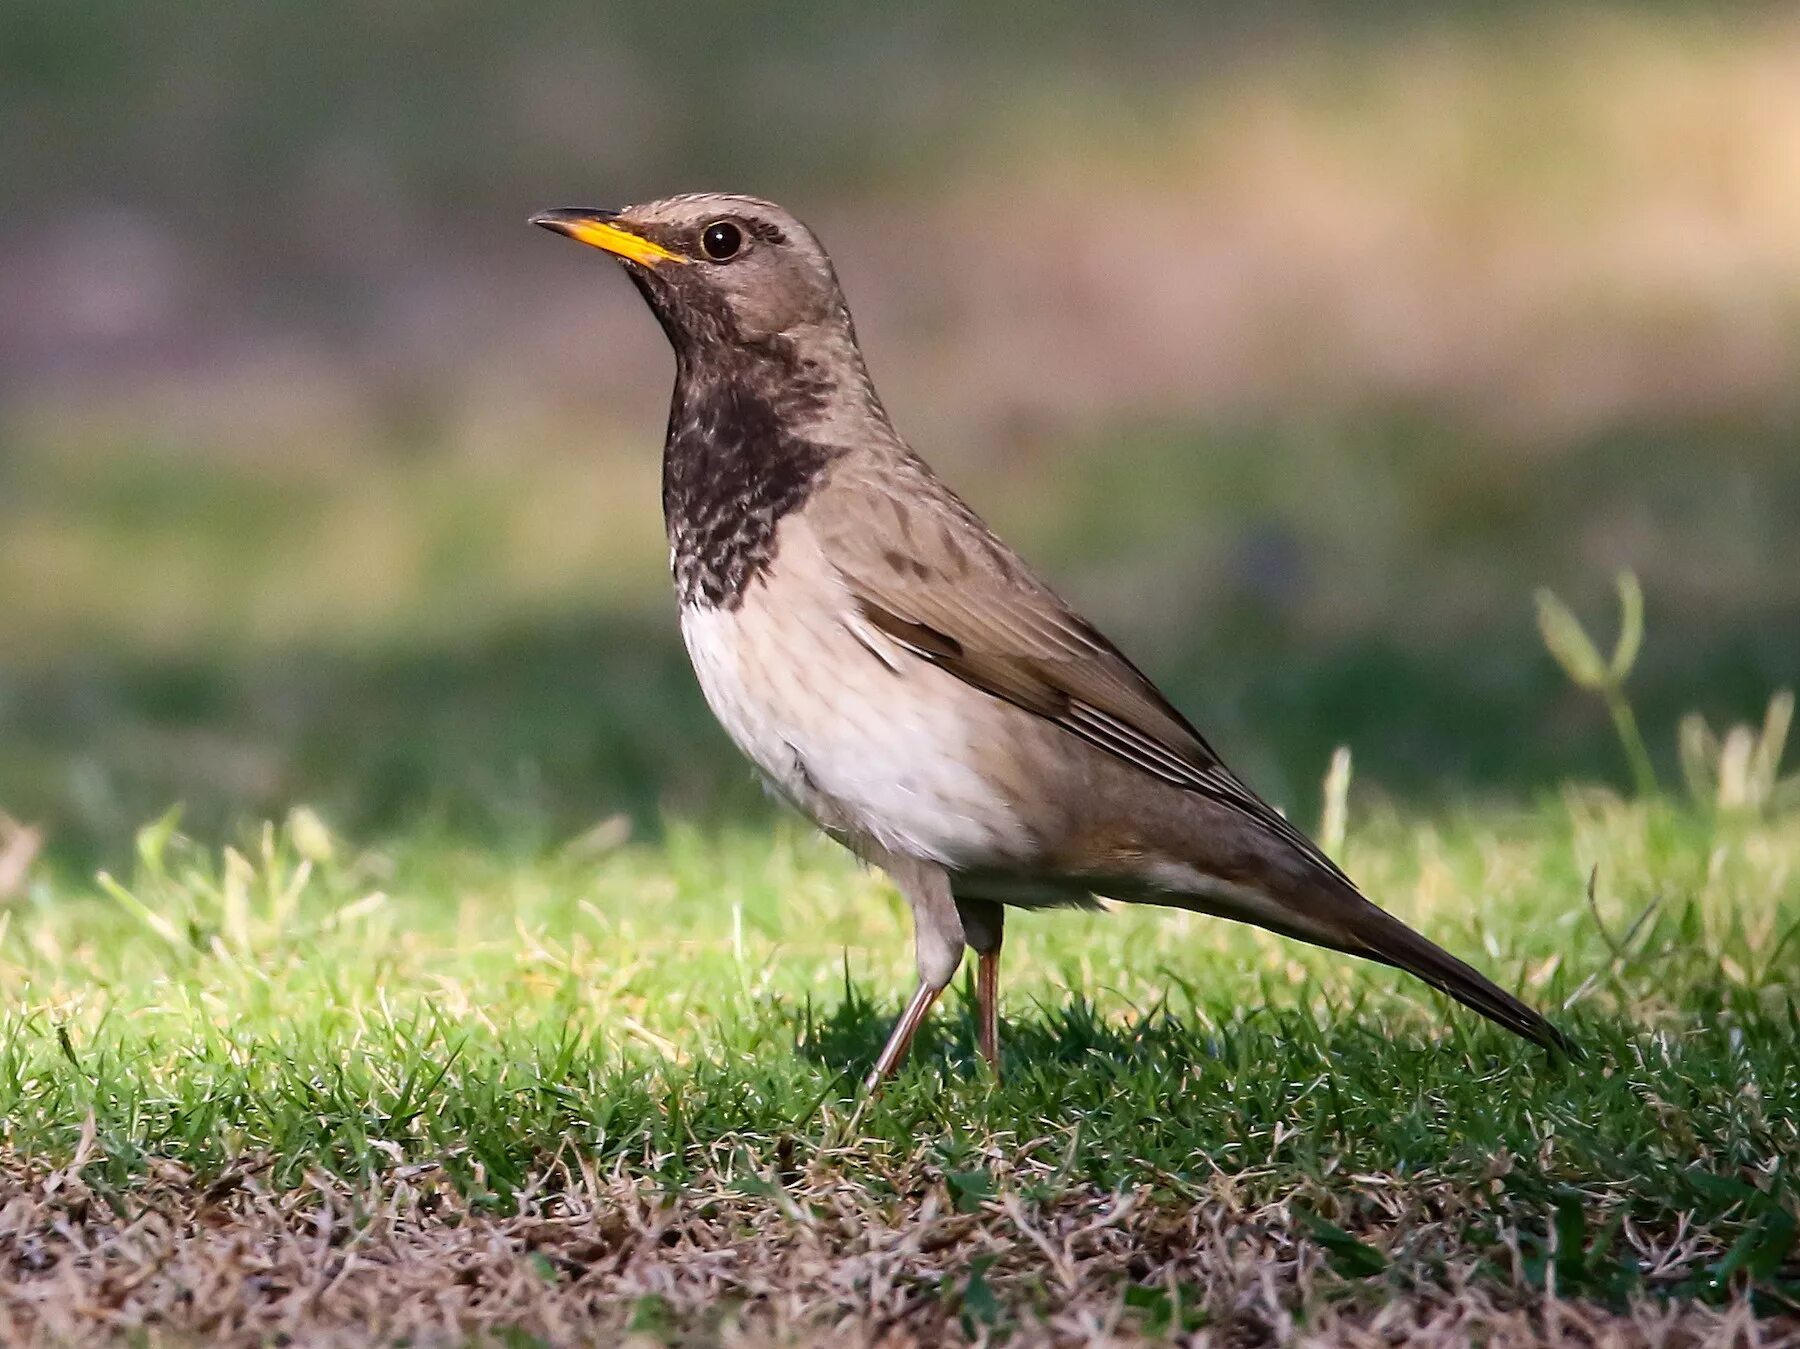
[530,193,1572,1087]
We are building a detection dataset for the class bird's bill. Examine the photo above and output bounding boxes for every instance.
[529,208,686,267]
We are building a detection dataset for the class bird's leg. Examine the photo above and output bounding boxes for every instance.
[865,980,945,1086]
[957,898,1005,1077]
[864,858,963,1093]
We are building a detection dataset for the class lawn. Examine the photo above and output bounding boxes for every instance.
[5,9,1800,1337]
[2,406,1797,1348]
[3,347,1797,1349]
[1,782,1794,1343]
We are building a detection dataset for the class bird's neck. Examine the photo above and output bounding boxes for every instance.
[662,335,882,611]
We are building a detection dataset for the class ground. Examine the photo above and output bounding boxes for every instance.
[5,9,1800,1339]
[1,794,1795,1345]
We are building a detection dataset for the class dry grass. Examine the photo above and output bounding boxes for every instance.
[3,1128,1791,1348]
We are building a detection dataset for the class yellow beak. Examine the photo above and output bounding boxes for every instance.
[530,208,687,267]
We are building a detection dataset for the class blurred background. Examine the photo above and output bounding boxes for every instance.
[3,1,1797,865]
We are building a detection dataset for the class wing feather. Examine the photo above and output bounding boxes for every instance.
[815,457,1345,879]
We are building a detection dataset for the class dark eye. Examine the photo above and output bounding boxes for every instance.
[701,219,743,261]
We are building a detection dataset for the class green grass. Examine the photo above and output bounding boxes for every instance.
[7,5,1800,1333]
[4,791,1795,1319]
[2,413,1795,1335]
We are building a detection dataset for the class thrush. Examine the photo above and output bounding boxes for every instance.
[531,193,1571,1086]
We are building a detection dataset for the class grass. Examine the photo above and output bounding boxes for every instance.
[3,331,1797,1349]
[5,7,1800,1336]
[2,786,1795,1341]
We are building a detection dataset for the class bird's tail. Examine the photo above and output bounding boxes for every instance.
[1150,860,1574,1055]
[1341,898,1575,1056]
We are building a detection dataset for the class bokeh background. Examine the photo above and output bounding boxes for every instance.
[4,2,1798,865]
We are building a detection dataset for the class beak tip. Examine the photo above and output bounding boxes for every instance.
[528,206,679,266]
[529,210,575,238]
[530,207,619,230]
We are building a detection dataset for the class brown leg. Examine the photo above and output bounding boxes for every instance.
[863,979,947,1092]
[862,856,964,1094]
[976,948,1002,1073]
[957,898,1005,1079]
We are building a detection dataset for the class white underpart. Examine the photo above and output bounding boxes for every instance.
[679,591,1027,869]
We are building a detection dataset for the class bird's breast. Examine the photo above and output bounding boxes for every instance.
[676,537,1041,871]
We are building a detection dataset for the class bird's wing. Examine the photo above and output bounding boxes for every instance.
[812,456,1344,877]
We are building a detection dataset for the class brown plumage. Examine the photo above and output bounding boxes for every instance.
[532,194,1573,1086]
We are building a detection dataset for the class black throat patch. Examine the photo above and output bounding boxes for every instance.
[662,358,839,610]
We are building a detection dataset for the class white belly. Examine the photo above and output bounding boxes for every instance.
[679,595,1027,869]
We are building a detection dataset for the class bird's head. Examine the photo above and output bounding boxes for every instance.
[532,193,851,356]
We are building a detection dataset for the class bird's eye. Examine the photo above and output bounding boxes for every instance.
[701,220,743,261]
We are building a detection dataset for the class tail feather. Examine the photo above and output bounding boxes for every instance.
[1347,901,1575,1056]
[1140,864,1575,1055]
